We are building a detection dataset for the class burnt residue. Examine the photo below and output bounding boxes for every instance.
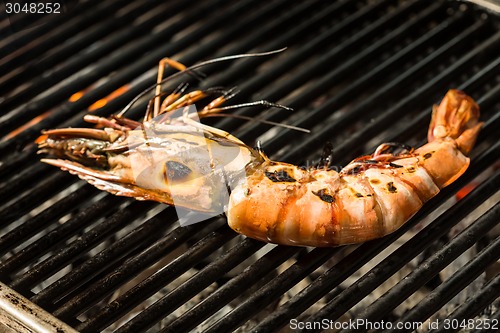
[0,282,78,332]
[376,142,414,155]
[406,166,416,173]
[389,162,403,168]
[349,165,362,175]
[387,182,398,193]
[346,159,406,176]
[312,189,335,203]
[265,170,297,182]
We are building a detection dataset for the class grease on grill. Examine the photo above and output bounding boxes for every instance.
[265,170,296,182]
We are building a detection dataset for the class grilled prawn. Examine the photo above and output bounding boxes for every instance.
[228,90,482,246]
[38,58,482,246]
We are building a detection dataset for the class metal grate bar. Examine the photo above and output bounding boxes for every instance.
[0,185,98,258]
[29,200,165,307]
[206,0,403,95]
[324,41,499,165]
[0,0,181,110]
[240,3,465,148]
[303,166,500,331]
[390,225,500,332]
[0,1,497,331]
[205,247,338,333]
[0,163,54,202]
[0,0,222,141]
[0,0,105,60]
[216,0,436,136]
[72,222,236,332]
[55,212,196,321]
[0,281,78,333]
[115,238,266,333]
[162,246,302,333]
[6,196,130,290]
[201,0,358,89]
[249,141,499,332]
[346,203,500,333]
[0,148,36,178]
[0,172,77,228]
[443,274,500,333]
[280,22,495,162]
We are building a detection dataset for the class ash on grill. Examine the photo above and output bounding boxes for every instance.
[0,0,499,332]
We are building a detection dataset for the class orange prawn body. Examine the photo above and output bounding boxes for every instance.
[38,67,482,248]
[227,90,482,246]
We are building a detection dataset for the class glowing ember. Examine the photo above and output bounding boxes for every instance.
[89,85,130,111]
[69,85,130,111]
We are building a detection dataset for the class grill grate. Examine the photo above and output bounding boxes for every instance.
[1,0,499,332]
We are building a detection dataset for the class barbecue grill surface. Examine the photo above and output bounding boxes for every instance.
[0,0,499,332]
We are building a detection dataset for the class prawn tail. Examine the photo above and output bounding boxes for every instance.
[428,89,483,155]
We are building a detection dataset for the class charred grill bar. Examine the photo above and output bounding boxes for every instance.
[0,0,499,332]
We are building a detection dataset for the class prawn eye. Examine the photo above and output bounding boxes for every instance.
[164,161,192,181]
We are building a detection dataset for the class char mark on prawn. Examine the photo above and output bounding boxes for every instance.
[265,170,297,183]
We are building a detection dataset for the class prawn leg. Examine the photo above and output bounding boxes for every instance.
[154,57,188,118]
[153,57,207,119]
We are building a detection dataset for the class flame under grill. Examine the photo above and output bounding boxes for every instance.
[0,0,499,332]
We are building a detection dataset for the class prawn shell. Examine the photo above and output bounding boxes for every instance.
[362,169,423,235]
[228,155,445,247]
[385,157,440,202]
[334,175,382,245]
[415,139,470,188]
[227,166,343,247]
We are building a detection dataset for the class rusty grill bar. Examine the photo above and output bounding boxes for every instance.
[0,0,499,332]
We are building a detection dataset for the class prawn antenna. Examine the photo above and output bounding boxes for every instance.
[202,113,310,133]
[117,48,287,117]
